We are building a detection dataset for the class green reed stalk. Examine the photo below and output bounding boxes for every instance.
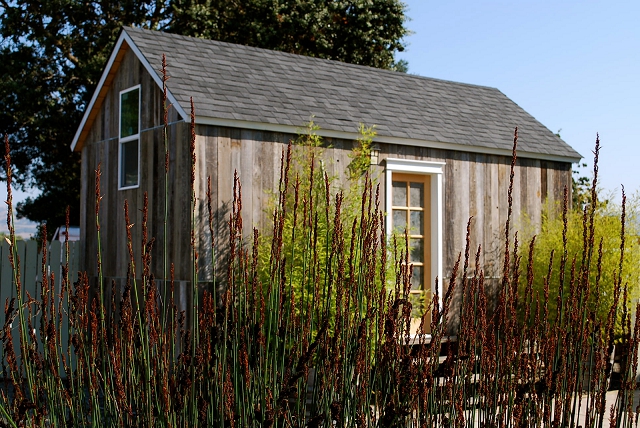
[161,54,171,333]
[187,97,200,425]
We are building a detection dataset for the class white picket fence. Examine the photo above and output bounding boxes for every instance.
[0,240,79,369]
[0,239,80,304]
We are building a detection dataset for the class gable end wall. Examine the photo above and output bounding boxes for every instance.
[80,48,189,288]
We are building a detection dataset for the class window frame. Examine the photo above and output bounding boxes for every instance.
[390,173,430,293]
[385,158,445,311]
[118,85,141,190]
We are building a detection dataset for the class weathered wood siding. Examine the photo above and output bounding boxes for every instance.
[192,126,358,283]
[375,144,571,332]
[377,146,571,281]
[78,53,571,310]
[80,47,191,289]
[193,126,571,287]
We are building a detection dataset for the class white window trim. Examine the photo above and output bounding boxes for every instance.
[385,158,445,307]
[118,85,141,190]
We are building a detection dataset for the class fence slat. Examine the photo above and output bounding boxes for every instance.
[36,246,43,294]
[50,240,70,377]
[0,238,80,376]
[50,241,62,293]
[16,241,26,294]
[69,241,79,285]
[24,240,38,300]
[12,241,26,369]
[2,241,15,306]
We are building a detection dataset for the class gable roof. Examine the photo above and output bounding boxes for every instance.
[72,27,581,162]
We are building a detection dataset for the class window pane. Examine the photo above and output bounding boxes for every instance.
[409,292,425,318]
[409,239,423,263]
[410,266,423,291]
[410,211,424,235]
[121,88,139,138]
[410,182,424,207]
[392,181,407,206]
[393,210,407,232]
[121,139,139,187]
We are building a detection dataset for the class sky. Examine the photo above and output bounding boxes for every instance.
[0,188,38,238]
[2,0,638,237]
[397,0,640,203]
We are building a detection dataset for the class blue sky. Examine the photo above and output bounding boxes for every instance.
[397,0,639,202]
[2,1,638,237]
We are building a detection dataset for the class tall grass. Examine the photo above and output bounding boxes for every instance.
[1,116,639,426]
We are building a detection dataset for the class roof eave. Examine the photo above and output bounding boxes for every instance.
[195,116,582,164]
[70,28,188,152]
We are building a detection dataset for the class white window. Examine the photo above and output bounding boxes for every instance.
[386,158,444,333]
[119,85,140,189]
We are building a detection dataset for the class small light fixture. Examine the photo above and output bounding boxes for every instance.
[370,145,381,166]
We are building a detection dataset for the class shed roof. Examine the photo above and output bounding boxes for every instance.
[72,27,581,162]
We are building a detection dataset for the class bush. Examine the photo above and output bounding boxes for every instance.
[520,184,640,339]
[257,122,402,332]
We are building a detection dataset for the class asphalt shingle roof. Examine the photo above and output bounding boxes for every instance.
[124,27,580,160]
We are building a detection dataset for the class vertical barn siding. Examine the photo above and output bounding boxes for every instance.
[382,148,569,279]
[470,154,485,268]
[79,47,190,292]
[374,145,570,332]
[78,51,572,320]
[192,128,360,283]
[484,156,501,278]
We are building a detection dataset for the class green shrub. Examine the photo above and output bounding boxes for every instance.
[257,123,399,331]
[520,192,640,338]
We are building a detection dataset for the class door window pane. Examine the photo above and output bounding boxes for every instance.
[393,210,407,232]
[409,239,423,263]
[410,211,423,235]
[392,181,407,206]
[410,266,423,291]
[410,182,424,207]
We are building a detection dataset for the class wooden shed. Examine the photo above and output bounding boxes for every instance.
[71,27,581,326]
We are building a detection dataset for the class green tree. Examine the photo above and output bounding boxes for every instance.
[169,0,409,70]
[0,0,169,235]
[0,0,408,237]
[0,232,24,242]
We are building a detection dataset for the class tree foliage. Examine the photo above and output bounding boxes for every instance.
[169,0,409,71]
[0,0,408,236]
[572,161,595,212]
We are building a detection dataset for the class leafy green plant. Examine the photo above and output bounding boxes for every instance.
[347,124,377,180]
[257,122,392,335]
[520,175,640,338]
